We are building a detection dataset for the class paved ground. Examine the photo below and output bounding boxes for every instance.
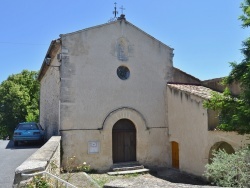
[156,168,211,185]
[59,169,219,188]
[48,167,217,188]
[104,174,216,188]
[0,140,40,188]
[104,169,219,188]
[61,172,100,188]
[103,168,218,188]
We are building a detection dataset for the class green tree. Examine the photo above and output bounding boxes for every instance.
[0,70,40,138]
[204,0,250,134]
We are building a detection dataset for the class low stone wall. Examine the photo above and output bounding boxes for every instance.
[13,136,61,187]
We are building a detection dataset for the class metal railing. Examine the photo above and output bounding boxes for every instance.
[22,171,77,188]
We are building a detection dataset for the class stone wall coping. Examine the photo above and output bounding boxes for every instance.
[15,160,47,174]
[13,136,61,187]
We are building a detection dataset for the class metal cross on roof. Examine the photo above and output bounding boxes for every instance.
[113,2,118,18]
[120,5,125,14]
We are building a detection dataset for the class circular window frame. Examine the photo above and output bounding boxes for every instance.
[117,66,130,80]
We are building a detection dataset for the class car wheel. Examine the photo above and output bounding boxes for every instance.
[14,141,18,146]
[39,137,45,145]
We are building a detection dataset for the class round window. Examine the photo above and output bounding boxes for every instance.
[117,66,130,80]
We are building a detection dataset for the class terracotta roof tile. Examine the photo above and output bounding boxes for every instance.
[167,83,219,99]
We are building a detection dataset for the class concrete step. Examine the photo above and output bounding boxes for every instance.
[113,165,144,172]
[111,161,140,169]
[107,168,149,176]
[111,162,144,172]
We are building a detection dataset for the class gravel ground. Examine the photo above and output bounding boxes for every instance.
[61,168,218,188]
[155,168,210,185]
[89,173,141,187]
[60,172,100,188]
[103,173,216,188]
[88,169,218,188]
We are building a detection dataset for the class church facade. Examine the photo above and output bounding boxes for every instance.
[38,16,249,176]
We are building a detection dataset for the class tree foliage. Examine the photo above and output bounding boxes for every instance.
[0,70,40,138]
[204,147,250,187]
[204,0,250,134]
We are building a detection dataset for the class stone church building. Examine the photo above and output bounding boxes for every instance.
[38,15,249,176]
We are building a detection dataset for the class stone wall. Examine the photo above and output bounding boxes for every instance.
[202,78,241,96]
[167,86,250,176]
[39,49,61,140]
[172,67,201,84]
[13,136,61,188]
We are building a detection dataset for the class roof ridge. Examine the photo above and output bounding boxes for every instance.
[167,83,220,100]
[167,82,202,86]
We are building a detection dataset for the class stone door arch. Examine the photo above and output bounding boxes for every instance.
[112,119,136,163]
[208,141,235,163]
[102,107,148,165]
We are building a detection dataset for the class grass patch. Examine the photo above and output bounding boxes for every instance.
[89,172,142,187]
[88,174,116,187]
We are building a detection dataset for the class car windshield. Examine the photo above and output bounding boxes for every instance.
[17,124,38,130]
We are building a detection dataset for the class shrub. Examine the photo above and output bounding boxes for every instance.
[25,175,51,188]
[0,125,8,140]
[204,146,250,187]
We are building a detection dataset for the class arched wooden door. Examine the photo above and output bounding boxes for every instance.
[172,141,179,169]
[112,119,136,163]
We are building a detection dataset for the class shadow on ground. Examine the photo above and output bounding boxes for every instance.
[151,167,211,186]
[5,140,43,150]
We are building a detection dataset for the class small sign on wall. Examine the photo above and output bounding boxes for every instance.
[88,141,100,154]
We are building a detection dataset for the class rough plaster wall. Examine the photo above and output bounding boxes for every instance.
[207,109,219,130]
[167,87,208,176]
[172,68,201,84]
[59,20,173,131]
[206,131,250,160]
[202,78,241,96]
[58,20,173,170]
[60,22,173,170]
[167,87,250,176]
[61,129,169,171]
[61,107,169,171]
[39,51,60,140]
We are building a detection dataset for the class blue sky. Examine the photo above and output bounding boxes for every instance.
[0,0,248,83]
